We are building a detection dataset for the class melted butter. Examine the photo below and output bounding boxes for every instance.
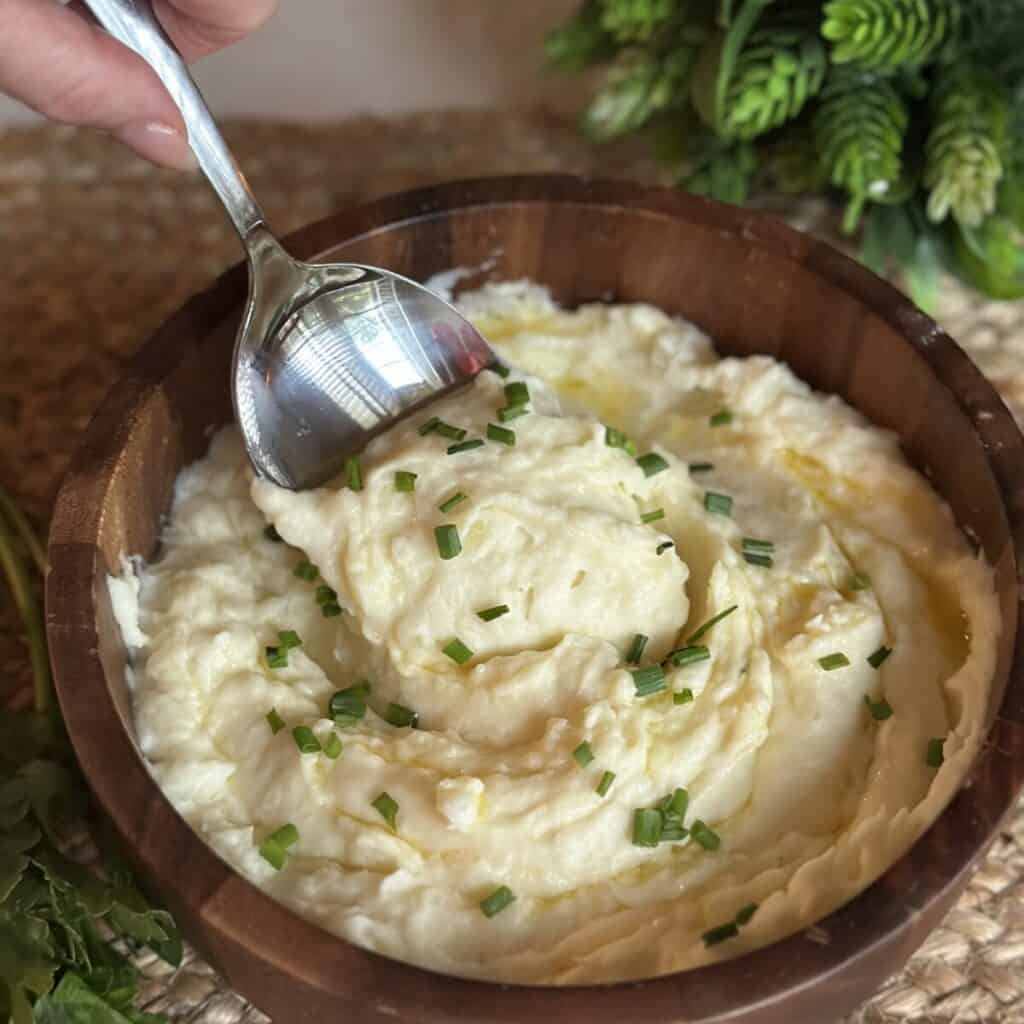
[472,313,558,342]
[771,581,834,646]
[914,563,971,667]
[549,370,641,432]
[783,450,969,668]
[783,449,867,507]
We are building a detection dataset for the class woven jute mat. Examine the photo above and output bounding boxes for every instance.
[2,113,1023,1024]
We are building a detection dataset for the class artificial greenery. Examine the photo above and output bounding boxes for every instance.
[547,0,1024,302]
[0,489,180,1024]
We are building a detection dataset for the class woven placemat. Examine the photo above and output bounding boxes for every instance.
[2,114,1023,1023]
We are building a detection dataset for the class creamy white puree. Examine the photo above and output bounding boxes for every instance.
[118,283,998,983]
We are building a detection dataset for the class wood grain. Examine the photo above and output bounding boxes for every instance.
[45,176,1024,1024]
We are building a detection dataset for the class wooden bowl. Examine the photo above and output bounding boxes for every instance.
[47,176,1024,1024]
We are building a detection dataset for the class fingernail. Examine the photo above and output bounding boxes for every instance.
[117,121,198,171]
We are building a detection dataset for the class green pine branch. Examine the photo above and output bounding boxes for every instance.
[600,0,682,42]
[547,0,1024,300]
[582,31,706,140]
[822,0,959,67]
[925,66,1009,226]
[715,13,827,140]
[544,0,618,72]
[815,69,910,231]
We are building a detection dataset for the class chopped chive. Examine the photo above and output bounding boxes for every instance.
[498,404,528,423]
[867,645,892,669]
[735,903,758,925]
[704,902,758,946]
[864,695,893,721]
[710,410,733,427]
[656,541,674,555]
[330,710,363,730]
[641,508,665,524]
[818,653,850,671]
[596,770,616,797]
[637,452,669,477]
[504,381,530,407]
[315,584,337,605]
[605,426,631,450]
[322,732,343,759]
[434,421,468,441]
[329,685,368,726]
[849,572,872,591]
[926,738,945,767]
[703,921,739,947]
[259,823,299,871]
[660,822,688,842]
[384,703,419,728]
[438,491,468,513]
[673,688,695,704]
[742,538,774,567]
[292,726,321,754]
[664,787,689,820]
[486,423,516,446]
[480,885,516,918]
[321,602,343,618]
[668,645,710,668]
[434,524,462,560]
[490,363,511,379]
[293,560,318,581]
[443,638,474,664]
[265,646,288,670]
[447,439,485,455]
[418,416,441,436]
[704,491,733,516]
[572,741,595,768]
[686,605,738,644]
[395,470,418,492]
[631,664,666,697]
[278,630,302,650]
[625,633,649,665]
[689,462,715,474]
[659,825,688,844]
[372,791,399,830]
[476,604,510,622]
[632,808,662,847]
[266,708,286,734]
[345,456,363,492]
[264,524,284,542]
[691,820,721,851]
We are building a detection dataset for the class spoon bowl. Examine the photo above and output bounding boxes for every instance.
[234,229,494,488]
[83,0,494,490]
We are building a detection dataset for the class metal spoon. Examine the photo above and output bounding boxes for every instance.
[82,0,495,490]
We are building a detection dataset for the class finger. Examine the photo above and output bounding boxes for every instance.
[0,0,194,168]
[154,0,277,59]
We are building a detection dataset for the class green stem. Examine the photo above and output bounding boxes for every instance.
[713,0,773,134]
[0,483,47,575]
[0,502,52,714]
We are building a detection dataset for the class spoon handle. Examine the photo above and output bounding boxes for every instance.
[81,0,266,242]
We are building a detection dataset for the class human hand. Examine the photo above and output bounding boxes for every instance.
[0,0,276,168]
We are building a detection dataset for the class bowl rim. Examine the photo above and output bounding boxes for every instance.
[45,173,1024,1023]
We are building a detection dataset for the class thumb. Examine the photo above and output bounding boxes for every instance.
[0,0,195,169]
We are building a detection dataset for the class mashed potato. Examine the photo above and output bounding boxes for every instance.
[117,282,997,983]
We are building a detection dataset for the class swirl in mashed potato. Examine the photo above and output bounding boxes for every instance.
[117,282,997,983]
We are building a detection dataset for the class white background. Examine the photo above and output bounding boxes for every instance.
[0,1,586,123]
